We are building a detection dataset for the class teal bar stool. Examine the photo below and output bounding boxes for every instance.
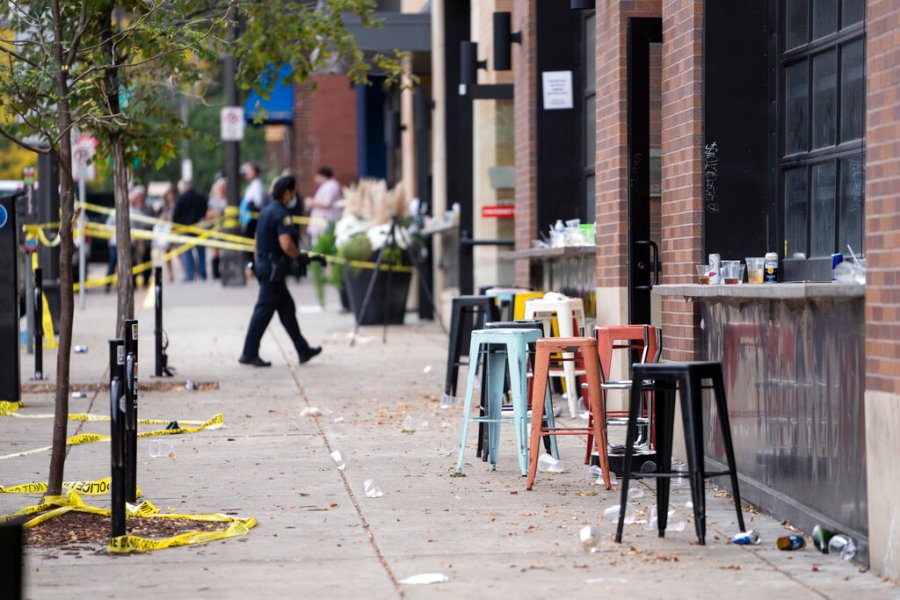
[454,327,557,476]
[485,287,530,322]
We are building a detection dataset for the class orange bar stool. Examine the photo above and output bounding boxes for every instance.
[585,325,661,466]
[526,337,611,491]
[523,293,588,417]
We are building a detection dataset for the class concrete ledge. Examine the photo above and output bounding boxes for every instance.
[652,282,865,300]
[499,245,595,261]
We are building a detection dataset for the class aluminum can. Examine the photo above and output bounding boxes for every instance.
[731,530,761,545]
[708,254,721,284]
[764,252,778,283]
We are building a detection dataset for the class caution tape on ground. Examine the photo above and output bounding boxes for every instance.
[0,413,225,460]
[0,491,257,553]
[0,399,208,426]
[0,477,143,497]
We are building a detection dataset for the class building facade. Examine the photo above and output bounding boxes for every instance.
[496,0,900,581]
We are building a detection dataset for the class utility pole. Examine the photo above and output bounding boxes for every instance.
[220,12,246,287]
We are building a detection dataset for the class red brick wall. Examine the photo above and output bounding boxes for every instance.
[594,1,662,291]
[513,0,538,287]
[864,0,900,394]
[292,74,358,198]
[659,0,703,360]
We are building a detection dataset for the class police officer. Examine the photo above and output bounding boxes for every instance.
[239,175,322,367]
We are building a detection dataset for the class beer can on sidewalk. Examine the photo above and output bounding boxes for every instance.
[777,535,806,550]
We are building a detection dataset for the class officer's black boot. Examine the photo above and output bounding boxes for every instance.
[211,257,221,279]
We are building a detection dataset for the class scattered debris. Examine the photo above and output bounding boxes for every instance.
[300,407,321,417]
[330,450,346,471]
[399,573,449,585]
[363,479,383,498]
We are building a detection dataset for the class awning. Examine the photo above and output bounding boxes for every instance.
[244,63,294,125]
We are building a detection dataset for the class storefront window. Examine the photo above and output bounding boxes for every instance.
[583,11,596,223]
[779,0,865,259]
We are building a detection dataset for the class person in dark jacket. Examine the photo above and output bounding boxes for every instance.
[172,180,208,281]
[239,175,322,367]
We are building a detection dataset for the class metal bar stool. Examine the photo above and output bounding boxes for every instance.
[585,325,661,468]
[523,293,588,417]
[443,296,498,404]
[615,361,745,545]
[478,320,556,463]
[485,287,530,322]
[526,337,612,490]
[454,327,552,476]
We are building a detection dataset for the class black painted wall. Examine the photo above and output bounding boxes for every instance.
[703,1,770,259]
[536,1,584,236]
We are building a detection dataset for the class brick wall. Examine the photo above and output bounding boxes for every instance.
[513,0,538,287]
[864,0,900,395]
[291,74,358,197]
[594,0,662,291]
[659,0,703,360]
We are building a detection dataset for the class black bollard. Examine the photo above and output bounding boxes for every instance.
[123,319,138,503]
[109,339,126,538]
[153,267,173,377]
[33,267,42,380]
[0,520,23,600]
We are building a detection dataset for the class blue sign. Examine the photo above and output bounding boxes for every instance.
[0,204,7,230]
[244,63,294,125]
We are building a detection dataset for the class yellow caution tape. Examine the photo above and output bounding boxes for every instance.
[0,477,142,497]
[0,413,224,460]
[0,491,257,553]
[0,400,23,416]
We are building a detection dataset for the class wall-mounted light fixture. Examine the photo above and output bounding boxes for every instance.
[459,41,488,94]
[570,0,595,9]
[492,12,522,71]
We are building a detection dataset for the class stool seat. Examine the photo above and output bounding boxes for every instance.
[614,361,745,545]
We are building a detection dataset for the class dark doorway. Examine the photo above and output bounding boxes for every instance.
[627,18,662,325]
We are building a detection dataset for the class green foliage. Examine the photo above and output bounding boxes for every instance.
[310,222,342,307]
[339,232,374,270]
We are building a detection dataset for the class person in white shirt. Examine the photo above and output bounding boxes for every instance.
[240,161,267,262]
[304,166,342,242]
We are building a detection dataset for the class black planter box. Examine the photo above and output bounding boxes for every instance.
[343,267,411,326]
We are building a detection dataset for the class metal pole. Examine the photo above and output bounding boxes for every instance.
[153,267,172,377]
[220,18,246,287]
[78,179,86,309]
[123,319,138,503]
[109,339,126,538]
[0,520,23,600]
[33,268,42,380]
[23,181,35,355]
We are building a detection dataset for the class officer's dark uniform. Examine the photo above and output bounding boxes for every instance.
[241,201,313,361]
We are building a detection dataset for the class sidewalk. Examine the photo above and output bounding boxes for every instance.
[2,276,897,599]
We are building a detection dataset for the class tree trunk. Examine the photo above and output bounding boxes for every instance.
[112,134,133,337]
[100,4,133,338]
[46,0,75,497]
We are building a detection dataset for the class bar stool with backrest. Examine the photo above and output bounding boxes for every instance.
[454,327,555,476]
[526,337,612,490]
[585,325,661,464]
[443,296,498,404]
[523,293,588,417]
[614,361,745,545]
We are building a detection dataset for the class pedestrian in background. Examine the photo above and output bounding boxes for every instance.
[304,166,342,244]
[239,174,321,367]
[153,184,176,283]
[173,179,208,282]
[207,176,227,280]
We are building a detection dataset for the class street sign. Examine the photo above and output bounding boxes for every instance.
[220,107,245,141]
[72,135,97,182]
[481,205,515,219]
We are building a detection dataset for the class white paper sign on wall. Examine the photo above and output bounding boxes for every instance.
[541,71,574,110]
[220,107,245,141]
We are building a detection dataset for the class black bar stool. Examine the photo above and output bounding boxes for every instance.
[443,296,499,403]
[615,361,745,545]
[478,320,544,461]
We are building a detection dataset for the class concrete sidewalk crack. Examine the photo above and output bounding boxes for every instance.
[273,334,405,598]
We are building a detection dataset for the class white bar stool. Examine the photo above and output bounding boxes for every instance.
[523,292,587,417]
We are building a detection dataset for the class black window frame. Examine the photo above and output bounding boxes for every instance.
[582,9,596,224]
[776,0,865,272]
